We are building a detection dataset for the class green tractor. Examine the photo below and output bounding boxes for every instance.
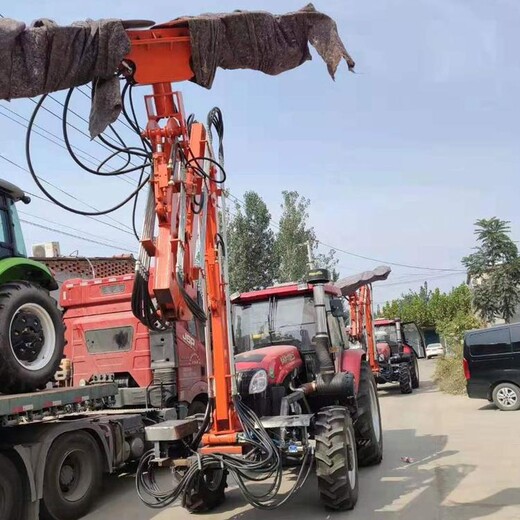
[0,179,64,394]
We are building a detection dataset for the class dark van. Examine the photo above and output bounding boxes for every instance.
[464,323,520,411]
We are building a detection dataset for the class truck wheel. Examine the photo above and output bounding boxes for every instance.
[184,468,227,513]
[41,431,102,520]
[0,453,23,520]
[411,354,420,389]
[0,282,64,393]
[354,361,383,466]
[492,383,520,411]
[399,363,412,394]
[315,406,359,511]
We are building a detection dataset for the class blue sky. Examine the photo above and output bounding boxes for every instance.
[0,0,518,304]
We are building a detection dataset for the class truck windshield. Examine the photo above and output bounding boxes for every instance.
[233,296,316,353]
[9,200,27,257]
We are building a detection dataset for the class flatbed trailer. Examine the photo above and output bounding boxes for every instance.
[0,383,174,520]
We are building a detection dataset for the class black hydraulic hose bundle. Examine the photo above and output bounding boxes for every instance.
[135,397,314,510]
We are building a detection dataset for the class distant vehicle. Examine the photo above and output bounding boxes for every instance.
[463,324,520,411]
[426,342,445,359]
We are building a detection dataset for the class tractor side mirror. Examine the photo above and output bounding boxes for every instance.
[330,297,347,319]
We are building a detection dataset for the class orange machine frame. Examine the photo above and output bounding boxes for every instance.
[348,284,380,375]
[124,25,239,447]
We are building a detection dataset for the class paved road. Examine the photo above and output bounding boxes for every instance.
[85,360,520,520]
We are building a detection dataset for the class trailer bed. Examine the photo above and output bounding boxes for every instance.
[0,383,117,427]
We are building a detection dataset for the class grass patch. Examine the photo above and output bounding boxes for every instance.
[433,354,467,395]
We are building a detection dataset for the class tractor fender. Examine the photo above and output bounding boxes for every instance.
[0,257,57,290]
[341,349,365,394]
[181,380,208,405]
[403,345,413,355]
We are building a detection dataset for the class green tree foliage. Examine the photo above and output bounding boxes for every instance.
[381,283,481,348]
[275,191,338,282]
[227,191,277,293]
[462,217,520,323]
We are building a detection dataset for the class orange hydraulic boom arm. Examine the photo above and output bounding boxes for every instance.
[123,24,239,446]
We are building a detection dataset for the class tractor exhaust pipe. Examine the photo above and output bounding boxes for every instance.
[309,269,335,384]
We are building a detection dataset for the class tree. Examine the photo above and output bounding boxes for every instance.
[227,191,277,293]
[462,218,520,323]
[275,191,338,282]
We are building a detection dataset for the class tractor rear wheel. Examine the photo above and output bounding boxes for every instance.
[354,361,383,466]
[315,406,358,511]
[410,353,420,389]
[399,363,412,394]
[184,468,227,513]
[0,282,64,393]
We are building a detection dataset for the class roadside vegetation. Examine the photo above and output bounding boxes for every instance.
[381,217,520,394]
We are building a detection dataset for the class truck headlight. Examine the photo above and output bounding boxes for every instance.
[248,370,268,395]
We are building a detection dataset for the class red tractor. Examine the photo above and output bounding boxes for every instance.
[231,268,383,509]
[373,318,425,394]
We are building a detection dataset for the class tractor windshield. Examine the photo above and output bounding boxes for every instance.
[374,324,398,345]
[233,296,316,353]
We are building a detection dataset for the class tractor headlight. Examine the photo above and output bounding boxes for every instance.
[248,369,268,395]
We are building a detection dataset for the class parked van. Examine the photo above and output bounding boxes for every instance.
[464,323,520,411]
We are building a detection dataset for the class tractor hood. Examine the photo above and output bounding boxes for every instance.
[235,345,302,386]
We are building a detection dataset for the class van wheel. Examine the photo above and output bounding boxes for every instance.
[492,383,520,411]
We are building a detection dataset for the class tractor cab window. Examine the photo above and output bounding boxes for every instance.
[9,200,26,257]
[375,325,398,346]
[0,208,8,244]
[233,296,316,353]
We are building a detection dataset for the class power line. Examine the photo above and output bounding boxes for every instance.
[25,96,138,187]
[18,210,136,251]
[0,107,109,170]
[226,191,465,273]
[0,155,136,237]
[20,218,137,253]
[0,151,136,234]
[0,104,120,169]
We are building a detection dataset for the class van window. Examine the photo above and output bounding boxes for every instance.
[510,324,520,353]
[467,328,511,357]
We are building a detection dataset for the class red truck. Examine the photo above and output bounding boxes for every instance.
[61,273,208,415]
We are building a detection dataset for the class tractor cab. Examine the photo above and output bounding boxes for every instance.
[372,318,426,393]
[231,269,350,415]
[0,179,31,259]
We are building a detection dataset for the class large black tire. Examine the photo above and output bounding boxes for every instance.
[315,406,359,511]
[0,453,23,520]
[40,431,102,520]
[355,361,383,466]
[410,353,420,389]
[399,363,412,394]
[492,382,520,411]
[0,281,64,394]
[184,468,227,513]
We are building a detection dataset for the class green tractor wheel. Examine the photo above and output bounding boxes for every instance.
[0,281,64,393]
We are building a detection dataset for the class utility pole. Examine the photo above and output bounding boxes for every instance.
[306,240,315,270]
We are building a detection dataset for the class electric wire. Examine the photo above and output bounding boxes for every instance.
[20,218,137,253]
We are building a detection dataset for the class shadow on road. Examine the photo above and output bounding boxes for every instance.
[378,378,438,399]
[228,428,520,520]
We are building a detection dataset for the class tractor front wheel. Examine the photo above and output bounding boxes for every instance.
[184,468,227,513]
[0,282,64,393]
[354,361,383,466]
[315,406,359,511]
[399,363,412,394]
[410,354,420,389]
